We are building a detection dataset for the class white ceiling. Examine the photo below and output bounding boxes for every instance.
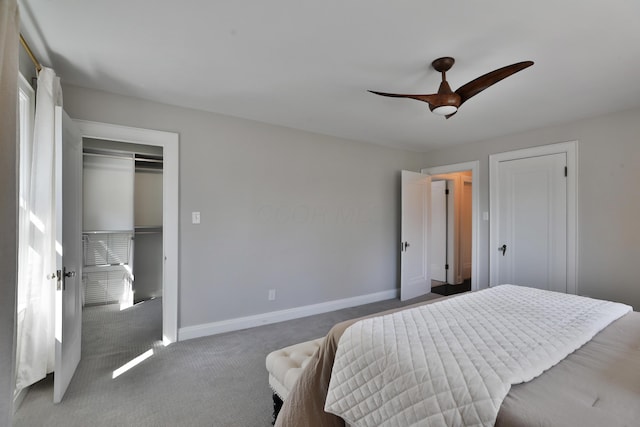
[19,0,640,151]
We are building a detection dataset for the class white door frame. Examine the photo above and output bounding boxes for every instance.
[422,161,479,291]
[74,120,179,344]
[489,141,577,294]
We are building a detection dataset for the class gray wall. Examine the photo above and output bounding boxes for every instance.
[62,85,423,328]
[0,112,17,426]
[422,107,640,310]
[2,2,18,422]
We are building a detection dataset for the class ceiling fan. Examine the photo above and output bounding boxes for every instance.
[369,57,533,118]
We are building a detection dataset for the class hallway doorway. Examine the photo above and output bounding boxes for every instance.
[422,161,479,294]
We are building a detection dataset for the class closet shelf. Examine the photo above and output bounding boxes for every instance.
[134,226,163,234]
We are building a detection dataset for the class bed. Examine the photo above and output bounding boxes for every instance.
[274,286,640,427]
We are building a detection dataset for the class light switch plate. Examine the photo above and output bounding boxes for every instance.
[192,211,200,224]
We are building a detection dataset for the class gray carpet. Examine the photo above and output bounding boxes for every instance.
[14,293,440,427]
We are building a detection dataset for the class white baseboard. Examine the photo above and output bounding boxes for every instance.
[178,289,398,341]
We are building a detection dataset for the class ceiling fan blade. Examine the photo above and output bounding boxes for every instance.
[455,61,534,106]
[368,90,438,105]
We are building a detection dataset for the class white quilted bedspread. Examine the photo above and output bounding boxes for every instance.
[325,285,631,427]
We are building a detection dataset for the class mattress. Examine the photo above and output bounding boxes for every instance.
[274,291,640,427]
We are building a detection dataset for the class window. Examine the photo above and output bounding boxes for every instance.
[16,75,34,326]
[18,73,34,212]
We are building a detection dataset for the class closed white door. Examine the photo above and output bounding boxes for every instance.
[53,107,83,403]
[430,180,447,282]
[400,171,431,301]
[494,153,567,292]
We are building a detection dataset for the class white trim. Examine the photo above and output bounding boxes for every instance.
[178,289,398,341]
[422,161,480,291]
[489,141,578,294]
[18,73,35,98]
[73,120,180,344]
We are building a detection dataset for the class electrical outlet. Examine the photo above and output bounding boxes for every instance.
[268,289,276,301]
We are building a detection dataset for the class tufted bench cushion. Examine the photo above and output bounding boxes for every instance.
[266,337,324,401]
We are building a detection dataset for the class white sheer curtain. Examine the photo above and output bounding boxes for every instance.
[16,67,63,391]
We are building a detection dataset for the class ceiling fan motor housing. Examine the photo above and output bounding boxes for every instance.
[429,80,461,112]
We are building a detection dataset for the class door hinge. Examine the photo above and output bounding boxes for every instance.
[445,189,450,195]
[564,166,567,177]
[445,264,449,270]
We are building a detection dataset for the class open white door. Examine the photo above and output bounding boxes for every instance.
[400,170,431,301]
[53,107,83,403]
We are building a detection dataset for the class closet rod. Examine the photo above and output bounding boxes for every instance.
[19,33,42,73]
[85,263,129,268]
[83,152,163,163]
[83,230,135,235]
[83,152,134,161]
[135,157,163,163]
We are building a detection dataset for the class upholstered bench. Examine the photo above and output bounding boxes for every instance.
[266,337,324,423]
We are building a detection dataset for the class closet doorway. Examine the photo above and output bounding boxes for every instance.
[75,121,178,344]
[82,139,164,311]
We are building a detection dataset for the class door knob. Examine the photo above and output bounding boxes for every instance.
[58,267,75,291]
[499,244,507,256]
